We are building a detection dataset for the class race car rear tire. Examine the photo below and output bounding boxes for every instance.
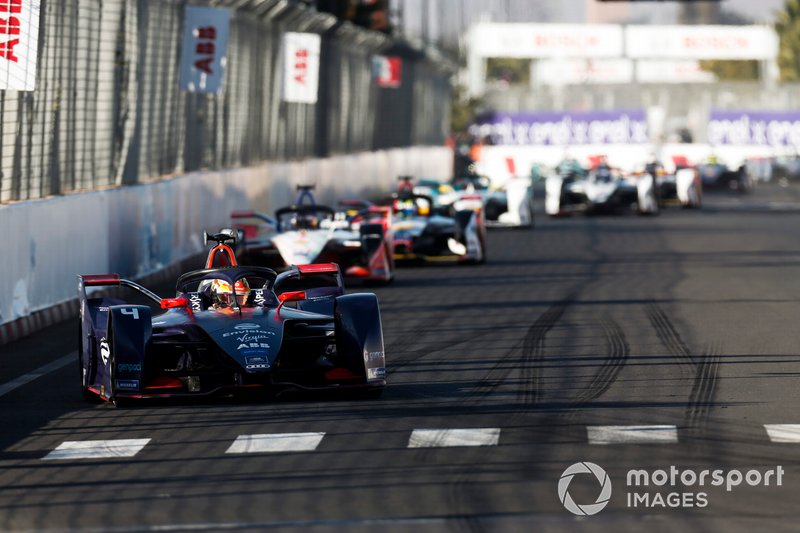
[476,233,487,265]
[519,201,535,229]
[383,248,395,283]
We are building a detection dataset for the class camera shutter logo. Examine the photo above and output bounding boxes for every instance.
[558,462,612,516]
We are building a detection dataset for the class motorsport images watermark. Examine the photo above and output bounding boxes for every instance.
[558,462,785,515]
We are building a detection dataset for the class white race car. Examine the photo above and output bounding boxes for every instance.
[417,175,534,228]
[546,163,659,216]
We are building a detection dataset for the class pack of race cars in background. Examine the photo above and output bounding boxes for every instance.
[228,153,755,276]
[231,182,491,280]
[542,153,759,216]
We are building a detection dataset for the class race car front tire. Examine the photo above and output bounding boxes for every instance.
[78,321,101,403]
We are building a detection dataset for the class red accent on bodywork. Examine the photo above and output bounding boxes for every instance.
[297,263,338,274]
[277,290,306,317]
[505,156,516,176]
[205,244,238,269]
[460,194,483,201]
[368,241,388,272]
[233,223,259,239]
[160,297,191,317]
[278,291,306,303]
[588,155,603,169]
[82,274,121,286]
[345,266,370,277]
[145,376,183,389]
[231,210,256,218]
[672,155,689,168]
[325,368,360,381]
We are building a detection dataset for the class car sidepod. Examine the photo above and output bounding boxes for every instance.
[497,178,534,227]
[676,168,702,208]
[636,173,659,215]
[359,222,393,282]
[454,208,485,263]
[545,175,565,215]
[334,293,386,390]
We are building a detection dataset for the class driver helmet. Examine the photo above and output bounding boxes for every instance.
[203,278,250,308]
[394,198,416,218]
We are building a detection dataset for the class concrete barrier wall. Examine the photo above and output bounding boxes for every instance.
[0,146,452,328]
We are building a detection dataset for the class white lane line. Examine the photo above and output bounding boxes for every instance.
[43,439,151,460]
[407,428,500,448]
[587,425,678,445]
[764,424,800,443]
[0,352,75,398]
[225,432,326,454]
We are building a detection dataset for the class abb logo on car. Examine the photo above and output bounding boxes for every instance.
[0,0,40,91]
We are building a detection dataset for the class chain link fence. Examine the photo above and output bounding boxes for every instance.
[0,0,453,203]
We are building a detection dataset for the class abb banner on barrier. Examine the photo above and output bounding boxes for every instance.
[708,110,800,148]
[179,6,230,93]
[469,110,649,146]
[281,32,321,104]
[372,56,402,88]
[0,0,41,91]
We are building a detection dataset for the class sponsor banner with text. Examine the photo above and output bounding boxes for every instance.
[708,110,800,148]
[0,0,41,91]
[469,110,649,146]
[179,6,230,93]
[372,55,401,88]
[281,32,321,104]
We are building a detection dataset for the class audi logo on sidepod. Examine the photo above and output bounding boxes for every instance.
[558,462,612,516]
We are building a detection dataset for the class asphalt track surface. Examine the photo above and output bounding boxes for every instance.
[3,183,800,532]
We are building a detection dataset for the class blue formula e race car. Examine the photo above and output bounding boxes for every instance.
[379,178,487,264]
[77,232,386,405]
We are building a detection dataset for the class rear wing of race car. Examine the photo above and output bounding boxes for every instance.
[273,263,345,315]
[274,263,342,291]
[231,210,276,225]
[230,211,277,243]
[77,274,162,304]
[79,274,200,315]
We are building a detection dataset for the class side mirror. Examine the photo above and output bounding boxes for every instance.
[161,297,189,310]
[276,291,306,317]
[278,291,306,303]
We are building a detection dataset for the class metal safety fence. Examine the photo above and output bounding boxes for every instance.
[0,0,453,203]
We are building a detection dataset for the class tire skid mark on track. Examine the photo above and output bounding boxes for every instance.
[646,303,697,371]
[518,303,568,407]
[572,315,629,406]
[460,296,575,408]
[686,342,721,428]
[444,296,575,533]
[385,317,500,377]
